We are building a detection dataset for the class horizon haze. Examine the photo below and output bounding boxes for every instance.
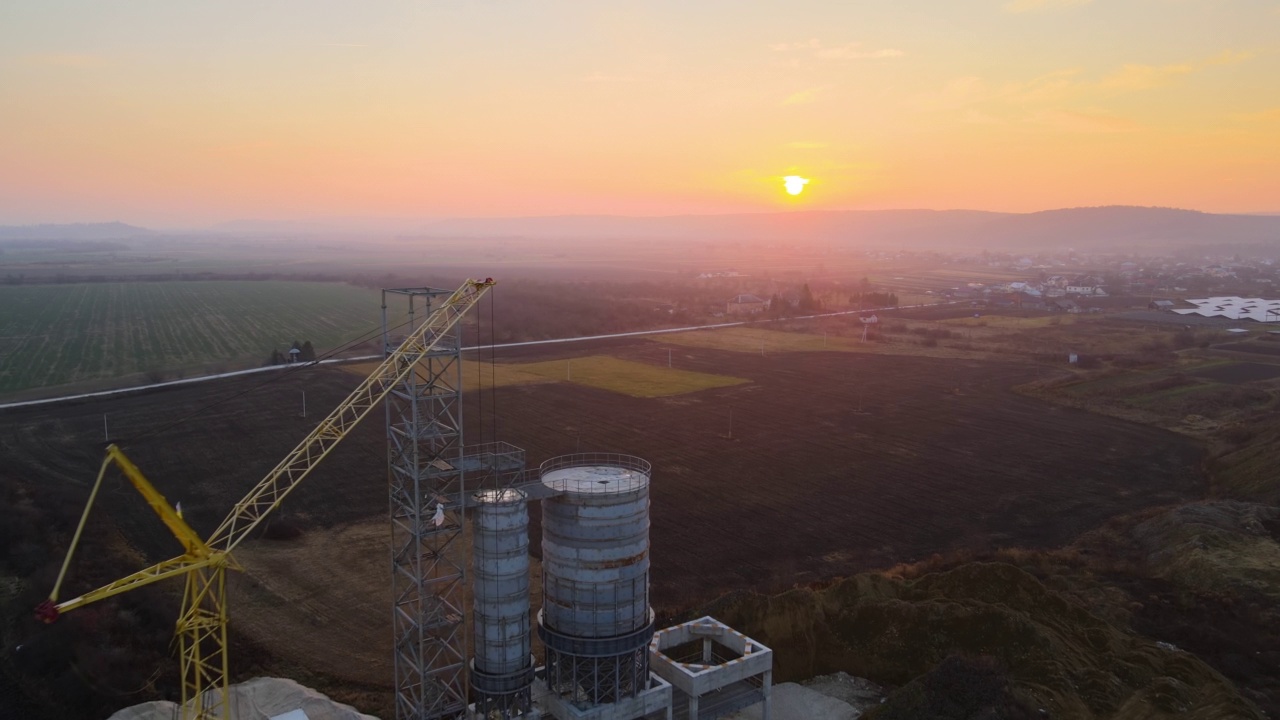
[2,1,1278,226]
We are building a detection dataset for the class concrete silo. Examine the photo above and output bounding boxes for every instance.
[536,454,670,718]
[471,488,534,717]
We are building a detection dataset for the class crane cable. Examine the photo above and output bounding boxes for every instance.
[490,287,498,445]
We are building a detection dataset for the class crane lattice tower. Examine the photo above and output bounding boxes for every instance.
[383,288,470,719]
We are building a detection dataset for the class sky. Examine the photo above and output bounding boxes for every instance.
[1,1,1278,226]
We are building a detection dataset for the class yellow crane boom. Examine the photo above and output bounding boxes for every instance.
[39,277,495,719]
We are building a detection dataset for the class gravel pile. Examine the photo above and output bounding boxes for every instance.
[803,672,886,715]
[107,677,379,720]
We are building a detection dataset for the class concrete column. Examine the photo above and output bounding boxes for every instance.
[702,638,712,663]
[688,694,699,720]
[761,668,772,720]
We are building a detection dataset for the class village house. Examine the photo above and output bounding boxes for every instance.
[726,293,766,315]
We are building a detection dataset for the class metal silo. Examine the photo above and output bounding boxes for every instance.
[471,488,534,717]
[538,454,654,708]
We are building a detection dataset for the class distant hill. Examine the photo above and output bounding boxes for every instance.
[205,218,421,235]
[419,206,1280,251]
[0,222,154,240]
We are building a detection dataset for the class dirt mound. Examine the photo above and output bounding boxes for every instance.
[704,562,1262,720]
[1209,419,1280,503]
[1129,502,1280,600]
[1072,501,1280,713]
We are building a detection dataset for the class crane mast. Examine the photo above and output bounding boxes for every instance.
[41,278,496,720]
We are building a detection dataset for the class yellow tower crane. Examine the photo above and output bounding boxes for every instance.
[36,277,496,719]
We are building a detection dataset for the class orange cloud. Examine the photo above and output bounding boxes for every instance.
[1030,109,1140,133]
[1099,63,1194,92]
[782,87,825,106]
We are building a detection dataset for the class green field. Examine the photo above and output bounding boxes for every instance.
[0,281,390,394]
[518,355,748,397]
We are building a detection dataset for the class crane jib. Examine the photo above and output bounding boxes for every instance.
[37,277,495,720]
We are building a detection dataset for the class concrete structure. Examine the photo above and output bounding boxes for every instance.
[536,454,669,719]
[649,618,772,720]
[472,488,535,717]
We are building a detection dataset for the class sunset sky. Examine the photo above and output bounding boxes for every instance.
[1,1,1278,226]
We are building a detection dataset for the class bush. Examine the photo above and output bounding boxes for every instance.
[1139,337,1171,353]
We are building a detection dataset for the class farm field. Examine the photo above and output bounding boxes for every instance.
[657,326,862,354]
[0,281,390,395]
[0,335,1208,715]
[1189,361,1280,384]
[508,354,747,397]
[1215,341,1280,357]
[343,355,745,397]
[939,314,1077,329]
[343,358,556,390]
[1,336,1204,612]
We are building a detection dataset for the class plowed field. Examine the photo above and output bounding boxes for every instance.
[1,336,1204,615]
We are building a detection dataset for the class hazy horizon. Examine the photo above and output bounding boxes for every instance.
[6,203,1280,235]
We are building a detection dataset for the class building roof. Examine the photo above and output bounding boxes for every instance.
[729,294,765,304]
[1174,296,1280,323]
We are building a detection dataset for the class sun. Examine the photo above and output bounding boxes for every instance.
[783,175,810,196]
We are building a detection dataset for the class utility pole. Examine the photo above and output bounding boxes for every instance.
[103,414,109,442]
